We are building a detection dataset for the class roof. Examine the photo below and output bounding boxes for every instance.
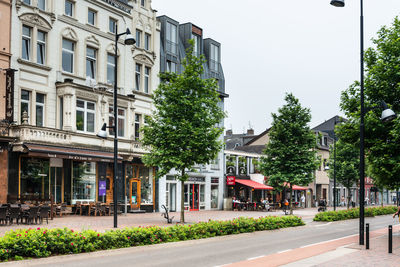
[312,115,346,139]
[236,179,273,190]
[233,145,265,155]
[245,128,270,146]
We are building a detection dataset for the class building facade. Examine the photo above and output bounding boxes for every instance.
[7,0,160,211]
[156,15,227,212]
[0,0,12,203]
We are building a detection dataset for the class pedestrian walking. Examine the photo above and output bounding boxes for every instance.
[301,194,305,208]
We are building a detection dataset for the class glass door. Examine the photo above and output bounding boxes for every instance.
[130,179,141,210]
[190,184,199,211]
[50,167,63,203]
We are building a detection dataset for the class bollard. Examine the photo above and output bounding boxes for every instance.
[366,223,369,249]
[389,225,393,253]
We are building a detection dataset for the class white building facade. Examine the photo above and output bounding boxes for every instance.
[7,0,160,211]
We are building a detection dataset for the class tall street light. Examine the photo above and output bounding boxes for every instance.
[330,0,397,245]
[97,26,135,228]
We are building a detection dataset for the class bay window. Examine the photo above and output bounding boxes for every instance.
[76,99,95,133]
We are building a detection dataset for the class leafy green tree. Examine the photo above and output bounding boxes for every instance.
[141,40,225,223]
[259,93,319,214]
[339,17,400,189]
[328,134,359,209]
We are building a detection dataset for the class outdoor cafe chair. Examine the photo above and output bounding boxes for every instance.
[23,206,39,224]
[8,206,21,225]
[38,206,50,224]
[0,207,9,225]
[74,201,82,215]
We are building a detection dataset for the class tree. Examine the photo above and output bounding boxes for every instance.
[141,40,225,223]
[259,93,319,214]
[328,134,359,209]
[339,17,400,190]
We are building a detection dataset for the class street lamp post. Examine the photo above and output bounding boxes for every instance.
[330,0,397,245]
[97,26,135,228]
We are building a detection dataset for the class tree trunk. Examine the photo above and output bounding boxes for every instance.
[347,187,351,209]
[180,170,185,224]
[289,186,293,215]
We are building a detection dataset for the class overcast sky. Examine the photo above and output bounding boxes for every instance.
[152,0,400,134]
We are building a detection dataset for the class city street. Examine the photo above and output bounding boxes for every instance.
[2,214,397,267]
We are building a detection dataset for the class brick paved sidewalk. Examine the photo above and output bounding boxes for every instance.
[0,208,318,236]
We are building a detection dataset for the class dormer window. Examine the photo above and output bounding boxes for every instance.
[192,33,201,57]
[210,44,219,72]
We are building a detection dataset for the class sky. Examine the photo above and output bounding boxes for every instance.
[152,0,400,134]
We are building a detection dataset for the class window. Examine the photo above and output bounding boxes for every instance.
[166,61,176,73]
[76,99,95,133]
[23,0,31,5]
[86,47,96,79]
[73,161,96,202]
[37,31,46,65]
[65,0,74,17]
[22,26,31,60]
[21,90,30,123]
[21,158,50,199]
[134,114,141,140]
[166,22,177,54]
[210,44,219,72]
[192,34,201,57]
[145,33,150,50]
[88,9,96,26]
[38,0,45,10]
[135,64,141,91]
[141,0,145,7]
[108,106,125,137]
[36,93,45,127]
[62,39,74,73]
[109,18,117,33]
[144,66,150,93]
[59,97,63,130]
[107,53,115,84]
[136,30,142,47]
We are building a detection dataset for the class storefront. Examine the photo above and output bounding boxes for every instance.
[228,178,273,202]
[8,143,156,212]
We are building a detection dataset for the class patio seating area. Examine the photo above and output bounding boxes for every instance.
[0,203,51,225]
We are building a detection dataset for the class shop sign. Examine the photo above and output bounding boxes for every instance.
[99,180,106,196]
[50,158,63,167]
[227,176,235,185]
[5,69,16,122]
[188,177,205,182]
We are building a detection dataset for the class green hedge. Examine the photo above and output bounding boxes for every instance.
[313,206,398,222]
[0,216,304,262]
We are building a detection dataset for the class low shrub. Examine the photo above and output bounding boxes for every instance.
[313,206,398,222]
[0,216,304,262]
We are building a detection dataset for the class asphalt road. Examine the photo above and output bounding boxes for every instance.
[2,215,398,267]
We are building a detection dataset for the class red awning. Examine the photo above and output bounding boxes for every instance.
[236,179,274,190]
[283,182,307,191]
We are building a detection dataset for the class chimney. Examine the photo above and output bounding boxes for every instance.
[226,129,232,136]
[247,129,254,135]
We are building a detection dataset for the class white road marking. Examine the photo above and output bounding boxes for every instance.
[314,222,333,227]
[246,255,265,260]
[300,233,358,248]
[277,249,292,254]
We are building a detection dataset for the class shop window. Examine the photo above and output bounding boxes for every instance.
[20,157,50,199]
[200,184,205,203]
[211,185,219,208]
[139,166,152,204]
[72,161,96,203]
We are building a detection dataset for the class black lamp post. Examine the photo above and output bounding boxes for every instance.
[97,26,135,228]
[330,0,397,245]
